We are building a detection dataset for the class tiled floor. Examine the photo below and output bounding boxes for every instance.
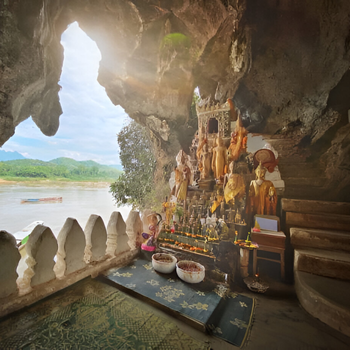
[1,262,350,350]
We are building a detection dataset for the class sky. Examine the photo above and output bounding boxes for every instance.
[2,22,128,165]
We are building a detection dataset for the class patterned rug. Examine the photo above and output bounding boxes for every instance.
[0,279,209,350]
[104,258,255,347]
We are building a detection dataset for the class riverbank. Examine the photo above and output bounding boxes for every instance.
[0,178,111,187]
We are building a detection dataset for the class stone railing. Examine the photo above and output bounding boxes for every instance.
[0,210,143,318]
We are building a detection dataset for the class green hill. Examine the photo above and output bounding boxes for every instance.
[0,157,122,182]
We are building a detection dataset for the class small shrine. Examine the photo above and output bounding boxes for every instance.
[142,99,285,285]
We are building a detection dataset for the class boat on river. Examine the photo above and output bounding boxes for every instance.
[20,197,62,203]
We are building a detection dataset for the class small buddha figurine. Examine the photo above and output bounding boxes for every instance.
[172,150,191,201]
[265,186,277,215]
[200,142,212,179]
[211,189,224,214]
[247,162,276,217]
[211,137,228,182]
[227,114,248,163]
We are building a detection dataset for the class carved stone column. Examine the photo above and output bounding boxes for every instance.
[84,214,107,263]
[20,225,58,292]
[126,211,143,250]
[0,231,21,299]
[107,212,130,256]
[54,218,86,278]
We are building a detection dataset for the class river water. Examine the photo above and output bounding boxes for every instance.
[0,182,131,237]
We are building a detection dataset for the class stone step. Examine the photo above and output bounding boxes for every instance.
[278,163,325,178]
[295,248,350,280]
[282,177,327,187]
[290,227,350,252]
[282,199,350,216]
[286,212,350,232]
[295,270,350,337]
[282,188,327,200]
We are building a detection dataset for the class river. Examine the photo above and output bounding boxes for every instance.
[0,181,131,237]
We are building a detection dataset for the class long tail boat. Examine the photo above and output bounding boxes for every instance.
[21,197,62,203]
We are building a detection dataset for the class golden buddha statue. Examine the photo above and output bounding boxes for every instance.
[223,161,246,206]
[247,162,276,216]
[211,137,228,182]
[211,189,224,214]
[227,114,248,163]
[172,150,191,201]
[265,186,277,216]
[200,142,212,179]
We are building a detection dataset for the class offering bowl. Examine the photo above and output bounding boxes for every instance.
[152,253,177,274]
[176,260,205,283]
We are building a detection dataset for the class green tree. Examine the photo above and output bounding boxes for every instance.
[110,120,156,209]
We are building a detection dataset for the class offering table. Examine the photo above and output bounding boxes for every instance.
[251,230,286,279]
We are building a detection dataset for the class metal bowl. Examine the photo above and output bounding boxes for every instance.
[176,260,205,283]
[152,253,177,274]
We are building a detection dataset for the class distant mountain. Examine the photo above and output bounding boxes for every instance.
[0,157,122,181]
[109,164,123,171]
[49,157,122,172]
[0,150,26,161]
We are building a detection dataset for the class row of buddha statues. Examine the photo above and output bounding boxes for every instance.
[168,113,278,237]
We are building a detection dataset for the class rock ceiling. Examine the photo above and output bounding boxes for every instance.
[0,0,350,200]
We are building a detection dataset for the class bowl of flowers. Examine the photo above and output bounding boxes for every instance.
[152,253,177,274]
[176,260,205,283]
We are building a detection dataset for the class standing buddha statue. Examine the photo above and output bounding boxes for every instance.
[211,137,228,183]
[247,162,276,217]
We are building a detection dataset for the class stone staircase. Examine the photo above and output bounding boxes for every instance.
[265,137,328,200]
[282,199,350,337]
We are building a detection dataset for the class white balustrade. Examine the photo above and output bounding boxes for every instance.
[0,211,140,318]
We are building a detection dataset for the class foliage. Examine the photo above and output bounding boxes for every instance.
[0,158,121,181]
[110,120,156,210]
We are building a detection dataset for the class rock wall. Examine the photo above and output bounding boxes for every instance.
[0,0,349,200]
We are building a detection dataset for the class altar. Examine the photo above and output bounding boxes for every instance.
[142,98,286,285]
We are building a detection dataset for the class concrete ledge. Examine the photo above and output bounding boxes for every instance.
[295,249,350,280]
[290,228,350,252]
[295,270,350,337]
[0,249,138,319]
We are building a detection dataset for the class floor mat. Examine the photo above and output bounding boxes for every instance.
[105,258,255,347]
[0,279,209,350]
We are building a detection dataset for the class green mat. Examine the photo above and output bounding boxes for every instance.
[0,280,209,350]
[105,258,255,347]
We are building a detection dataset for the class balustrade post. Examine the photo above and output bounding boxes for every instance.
[54,218,86,278]
[84,214,107,263]
[106,212,130,256]
[126,211,143,250]
[19,225,58,293]
[0,231,21,299]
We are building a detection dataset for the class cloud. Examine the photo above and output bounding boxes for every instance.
[3,22,128,165]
